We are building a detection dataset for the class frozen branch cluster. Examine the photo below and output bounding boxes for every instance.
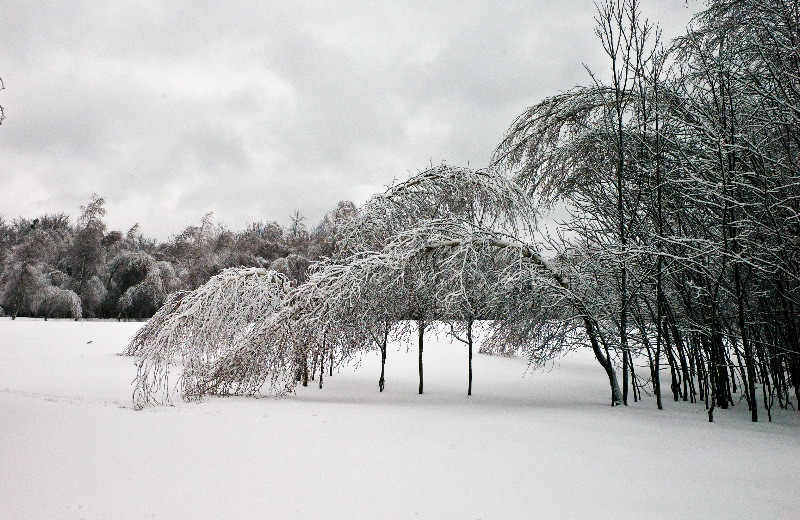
[126,165,595,406]
[128,267,290,408]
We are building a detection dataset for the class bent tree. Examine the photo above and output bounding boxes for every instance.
[126,166,625,407]
[126,267,290,409]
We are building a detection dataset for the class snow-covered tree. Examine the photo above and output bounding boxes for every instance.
[32,285,82,320]
[493,0,800,418]
[126,165,629,407]
[126,268,290,409]
[0,225,60,319]
[65,194,107,316]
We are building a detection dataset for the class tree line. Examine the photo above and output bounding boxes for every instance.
[0,194,356,321]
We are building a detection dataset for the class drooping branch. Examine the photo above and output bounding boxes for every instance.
[126,268,290,409]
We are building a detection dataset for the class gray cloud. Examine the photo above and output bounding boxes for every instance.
[0,0,700,239]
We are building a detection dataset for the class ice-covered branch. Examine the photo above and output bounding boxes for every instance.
[127,268,290,408]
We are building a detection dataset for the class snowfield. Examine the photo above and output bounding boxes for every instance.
[1,318,798,520]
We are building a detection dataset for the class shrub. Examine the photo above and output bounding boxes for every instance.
[118,273,166,319]
[33,286,82,319]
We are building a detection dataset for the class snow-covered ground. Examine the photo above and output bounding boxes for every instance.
[1,318,797,520]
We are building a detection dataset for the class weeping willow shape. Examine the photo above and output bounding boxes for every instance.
[125,166,623,408]
[190,258,401,399]
[126,267,290,409]
[130,166,542,405]
[187,308,302,399]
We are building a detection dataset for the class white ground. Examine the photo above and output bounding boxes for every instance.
[1,318,798,520]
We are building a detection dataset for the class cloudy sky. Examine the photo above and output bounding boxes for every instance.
[0,0,699,239]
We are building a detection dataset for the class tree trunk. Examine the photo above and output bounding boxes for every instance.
[379,342,387,392]
[654,324,663,410]
[418,319,425,395]
[734,261,758,421]
[319,350,325,389]
[583,316,622,405]
[311,353,317,381]
[653,51,664,412]
[622,304,629,406]
[467,319,473,397]
[664,327,681,401]
[628,349,639,402]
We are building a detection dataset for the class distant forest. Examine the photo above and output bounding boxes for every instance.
[0,195,356,320]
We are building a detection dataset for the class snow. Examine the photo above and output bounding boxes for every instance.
[1,318,798,520]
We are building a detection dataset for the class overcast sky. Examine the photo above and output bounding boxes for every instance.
[0,0,700,239]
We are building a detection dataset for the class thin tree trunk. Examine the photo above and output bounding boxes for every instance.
[311,353,318,381]
[653,48,664,411]
[418,319,425,395]
[467,318,473,397]
[628,349,639,402]
[651,299,664,409]
[319,350,325,389]
[379,329,388,392]
[583,316,623,405]
[664,325,681,401]
[734,262,758,421]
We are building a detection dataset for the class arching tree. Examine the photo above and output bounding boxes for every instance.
[126,165,626,408]
[126,267,290,409]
